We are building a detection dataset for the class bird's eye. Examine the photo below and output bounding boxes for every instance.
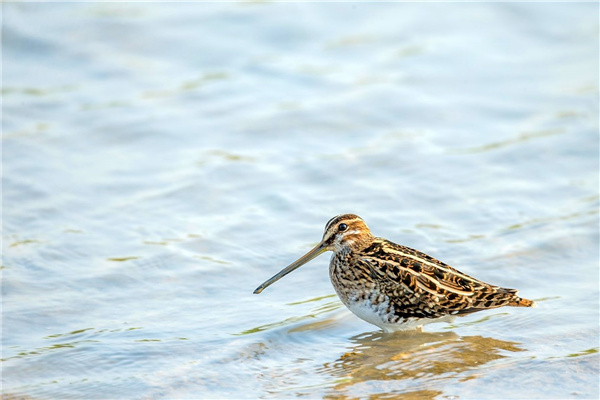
[338,223,348,232]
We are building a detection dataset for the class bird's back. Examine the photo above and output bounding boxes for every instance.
[334,237,535,324]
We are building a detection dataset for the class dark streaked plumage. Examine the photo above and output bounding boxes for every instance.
[254,214,535,331]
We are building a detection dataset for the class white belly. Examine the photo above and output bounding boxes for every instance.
[344,296,423,332]
[341,294,456,332]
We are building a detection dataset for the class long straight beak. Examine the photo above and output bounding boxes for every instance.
[253,241,328,294]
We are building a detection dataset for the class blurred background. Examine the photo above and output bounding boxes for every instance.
[3,2,598,399]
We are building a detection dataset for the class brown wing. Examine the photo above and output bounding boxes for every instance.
[359,239,530,319]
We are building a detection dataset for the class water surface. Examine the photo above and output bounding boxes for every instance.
[3,2,599,399]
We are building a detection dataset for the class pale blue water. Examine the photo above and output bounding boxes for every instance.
[3,2,599,399]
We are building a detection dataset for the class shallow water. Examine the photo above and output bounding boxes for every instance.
[2,2,599,399]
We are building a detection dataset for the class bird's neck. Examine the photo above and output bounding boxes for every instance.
[337,233,375,255]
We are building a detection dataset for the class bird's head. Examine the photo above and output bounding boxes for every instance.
[320,214,374,253]
[253,214,374,294]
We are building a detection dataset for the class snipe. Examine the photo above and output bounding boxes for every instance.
[254,214,535,331]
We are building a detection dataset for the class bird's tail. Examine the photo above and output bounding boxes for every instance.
[508,297,536,308]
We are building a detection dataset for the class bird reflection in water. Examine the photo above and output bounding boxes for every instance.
[319,330,526,400]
